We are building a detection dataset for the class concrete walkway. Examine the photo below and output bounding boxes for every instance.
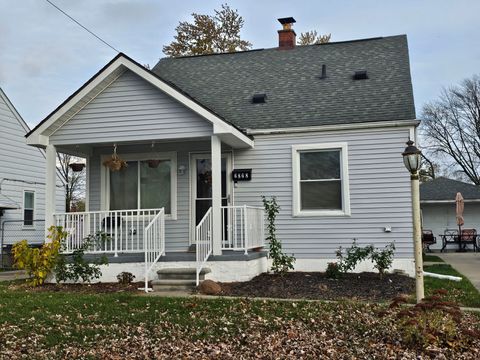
[437,252,480,292]
[0,270,28,282]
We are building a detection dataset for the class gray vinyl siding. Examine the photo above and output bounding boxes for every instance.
[0,91,64,245]
[50,70,213,145]
[87,126,414,258]
[88,140,212,252]
[232,127,414,259]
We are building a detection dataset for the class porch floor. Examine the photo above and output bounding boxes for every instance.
[82,250,267,264]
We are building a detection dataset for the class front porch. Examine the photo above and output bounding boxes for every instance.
[54,203,265,288]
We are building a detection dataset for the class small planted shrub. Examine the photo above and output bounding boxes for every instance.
[371,242,396,277]
[336,240,373,273]
[387,289,480,350]
[117,271,135,285]
[12,226,65,286]
[55,233,108,284]
[335,240,396,276]
[325,262,341,279]
[262,196,295,274]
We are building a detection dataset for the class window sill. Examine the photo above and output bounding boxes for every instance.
[293,210,351,217]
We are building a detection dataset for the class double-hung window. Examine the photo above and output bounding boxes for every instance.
[292,143,350,216]
[106,152,177,218]
[23,191,35,226]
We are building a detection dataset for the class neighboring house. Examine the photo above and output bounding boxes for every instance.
[0,88,64,259]
[25,18,418,285]
[421,177,480,251]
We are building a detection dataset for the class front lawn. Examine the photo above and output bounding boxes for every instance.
[423,254,444,262]
[424,264,480,307]
[1,280,479,359]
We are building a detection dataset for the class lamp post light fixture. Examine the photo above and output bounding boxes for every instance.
[402,139,424,303]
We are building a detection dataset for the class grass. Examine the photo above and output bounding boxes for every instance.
[0,280,389,357]
[422,254,444,263]
[0,277,479,358]
[424,264,480,307]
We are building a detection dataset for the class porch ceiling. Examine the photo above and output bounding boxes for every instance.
[55,136,213,157]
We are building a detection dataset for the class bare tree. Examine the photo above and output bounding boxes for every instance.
[421,75,480,185]
[297,30,331,45]
[57,153,85,212]
[419,154,436,182]
[163,4,252,57]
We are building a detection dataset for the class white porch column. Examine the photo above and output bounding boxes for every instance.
[84,156,90,212]
[45,144,57,238]
[211,135,222,255]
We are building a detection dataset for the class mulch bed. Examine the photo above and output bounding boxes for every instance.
[219,272,415,301]
[8,282,144,294]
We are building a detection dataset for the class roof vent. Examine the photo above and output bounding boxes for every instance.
[252,93,267,104]
[318,64,327,79]
[353,70,368,80]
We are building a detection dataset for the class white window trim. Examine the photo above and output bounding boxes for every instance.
[292,142,351,217]
[22,190,36,229]
[100,152,177,220]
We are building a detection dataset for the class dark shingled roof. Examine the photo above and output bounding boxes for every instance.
[420,177,480,201]
[152,35,416,130]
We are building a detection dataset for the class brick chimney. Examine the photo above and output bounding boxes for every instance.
[277,17,296,49]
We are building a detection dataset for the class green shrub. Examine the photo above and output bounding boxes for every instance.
[371,242,395,277]
[55,233,108,283]
[335,240,373,273]
[12,226,66,286]
[262,196,295,274]
[335,240,396,276]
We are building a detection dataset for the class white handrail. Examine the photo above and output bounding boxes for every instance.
[53,208,163,255]
[143,208,165,292]
[196,207,212,286]
[221,206,265,253]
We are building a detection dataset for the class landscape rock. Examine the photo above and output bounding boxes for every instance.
[198,280,222,295]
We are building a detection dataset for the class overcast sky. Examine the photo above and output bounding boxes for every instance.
[1,0,479,127]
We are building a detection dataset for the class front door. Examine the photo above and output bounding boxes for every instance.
[190,153,232,244]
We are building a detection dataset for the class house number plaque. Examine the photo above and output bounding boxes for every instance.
[232,169,252,181]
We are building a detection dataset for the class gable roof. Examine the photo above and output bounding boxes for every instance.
[26,53,253,148]
[0,88,66,187]
[420,177,480,202]
[153,35,416,131]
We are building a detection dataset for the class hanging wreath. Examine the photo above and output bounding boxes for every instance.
[103,144,127,172]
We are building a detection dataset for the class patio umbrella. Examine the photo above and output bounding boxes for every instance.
[456,192,465,250]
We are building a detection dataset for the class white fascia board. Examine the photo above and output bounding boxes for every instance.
[246,119,421,135]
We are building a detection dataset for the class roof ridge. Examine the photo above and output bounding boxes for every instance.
[156,35,406,62]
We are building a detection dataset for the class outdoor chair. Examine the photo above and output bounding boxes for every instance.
[460,229,478,252]
[101,216,123,251]
[421,229,436,252]
[440,229,459,252]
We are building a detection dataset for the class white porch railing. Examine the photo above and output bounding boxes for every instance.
[221,205,265,254]
[53,208,164,255]
[195,207,212,286]
[143,208,165,292]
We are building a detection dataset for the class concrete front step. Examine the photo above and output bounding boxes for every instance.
[153,268,211,291]
[157,267,211,281]
[151,279,198,292]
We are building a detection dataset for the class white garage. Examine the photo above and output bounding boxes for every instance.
[421,177,480,252]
